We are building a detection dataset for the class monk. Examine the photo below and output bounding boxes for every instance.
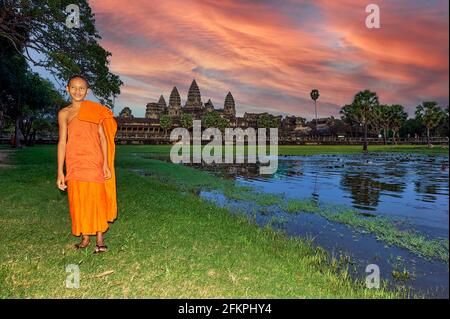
[56,75,118,253]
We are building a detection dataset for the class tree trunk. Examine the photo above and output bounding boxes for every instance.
[14,116,22,148]
[314,100,318,128]
[383,127,387,145]
[363,124,368,152]
[23,122,32,146]
[30,129,36,146]
[427,127,431,148]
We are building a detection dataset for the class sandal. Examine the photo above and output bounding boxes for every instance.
[74,240,90,249]
[93,245,108,254]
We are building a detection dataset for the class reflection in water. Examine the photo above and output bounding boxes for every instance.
[145,152,449,297]
[149,152,449,238]
[340,172,406,210]
[340,172,382,210]
[312,171,319,205]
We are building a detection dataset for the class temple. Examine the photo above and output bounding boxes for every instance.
[116,79,350,144]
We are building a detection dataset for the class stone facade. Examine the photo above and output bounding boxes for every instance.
[119,107,133,119]
[141,79,237,122]
[116,79,353,144]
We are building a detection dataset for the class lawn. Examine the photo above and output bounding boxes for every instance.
[111,143,449,157]
[0,144,421,298]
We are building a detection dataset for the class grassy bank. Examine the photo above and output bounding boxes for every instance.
[117,148,450,263]
[0,145,403,298]
[111,144,449,157]
[277,144,448,156]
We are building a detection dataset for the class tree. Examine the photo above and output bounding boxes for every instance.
[346,90,379,151]
[399,118,424,138]
[180,112,193,130]
[257,113,279,129]
[202,110,221,128]
[388,104,407,144]
[0,49,28,147]
[310,89,320,128]
[0,0,122,107]
[159,115,172,137]
[0,49,66,147]
[436,106,449,138]
[415,101,446,148]
[340,104,358,137]
[372,104,390,144]
[217,117,230,133]
[202,111,229,133]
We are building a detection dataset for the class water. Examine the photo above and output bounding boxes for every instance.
[147,152,449,298]
[237,153,449,239]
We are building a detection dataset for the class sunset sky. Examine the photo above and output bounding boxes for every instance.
[86,0,448,119]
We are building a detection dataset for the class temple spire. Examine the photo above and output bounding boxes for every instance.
[185,79,202,109]
[224,91,236,117]
[168,86,181,116]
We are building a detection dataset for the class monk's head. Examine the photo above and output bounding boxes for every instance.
[67,75,89,102]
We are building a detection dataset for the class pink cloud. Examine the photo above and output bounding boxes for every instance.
[90,0,449,119]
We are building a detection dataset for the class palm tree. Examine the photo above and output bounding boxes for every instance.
[350,90,379,151]
[310,89,320,128]
[379,104,392,145]
[370,105,382,139]
[340,104,358,137]
[415,101,446,148]
[389,104,407,145]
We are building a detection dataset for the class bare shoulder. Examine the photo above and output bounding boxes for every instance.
[58,106,71,123]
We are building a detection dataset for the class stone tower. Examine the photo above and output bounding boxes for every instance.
[145,102,162,119]
[184,79,202,109]
[119,107,133,118]
[168,87,181,116]
[224,92,236,117]
[158,95,167,114]
[204,99,214,112]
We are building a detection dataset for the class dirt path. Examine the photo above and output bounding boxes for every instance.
[0,148,14,168]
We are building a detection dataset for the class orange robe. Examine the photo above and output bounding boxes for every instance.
[65,100,118,236]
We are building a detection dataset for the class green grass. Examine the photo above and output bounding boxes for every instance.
[277,144,449,156]
[0,145,405,298]
[283,199,317,214]
[320,206,449,262]
[114,144,449,156]
[121,146,449,263]
[118,147,448,264]
[233,195,449,263]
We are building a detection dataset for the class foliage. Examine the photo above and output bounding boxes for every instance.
[180,112,193,129]
[159,115,173,134]
[0,0,122,106]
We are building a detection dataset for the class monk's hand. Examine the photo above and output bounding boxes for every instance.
[57,174,67,191]
[103,165,112,180]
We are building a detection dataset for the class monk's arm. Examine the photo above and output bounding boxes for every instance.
[98,122,109,168]
[57,110,67,177]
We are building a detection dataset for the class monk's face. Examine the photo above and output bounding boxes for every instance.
[67,78,89,102]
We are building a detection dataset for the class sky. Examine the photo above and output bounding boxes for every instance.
[48,0,450,118]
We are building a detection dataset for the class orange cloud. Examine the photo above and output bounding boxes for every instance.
[90,0,449,118]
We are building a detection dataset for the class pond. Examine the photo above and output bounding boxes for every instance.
[149,152,449,298]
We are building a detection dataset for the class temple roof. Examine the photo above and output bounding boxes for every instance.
[185,79,202,108]
[158,95,167,108]
[169,87,181,109]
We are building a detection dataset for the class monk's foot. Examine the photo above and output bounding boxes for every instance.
[93,244,108,254]
[74,236,90,249]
